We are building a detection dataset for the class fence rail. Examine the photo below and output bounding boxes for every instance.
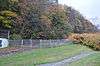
[9,39,71,48]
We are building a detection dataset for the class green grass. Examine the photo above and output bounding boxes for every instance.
[0,43,92,66]
[69,52,100,66]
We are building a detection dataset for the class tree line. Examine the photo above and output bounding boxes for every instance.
[0,0,97,39]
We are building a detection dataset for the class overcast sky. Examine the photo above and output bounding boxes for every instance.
[59,0,100,17]
[59,0,100,25]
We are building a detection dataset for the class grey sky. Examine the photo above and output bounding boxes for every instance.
[59,0,100,25]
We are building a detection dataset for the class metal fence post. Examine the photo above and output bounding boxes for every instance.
[50,39,52,48]
[30,39,33,47]
[40,39,42,48]
[21,40,23,47]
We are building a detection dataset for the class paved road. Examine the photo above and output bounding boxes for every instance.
[37,52,95,66]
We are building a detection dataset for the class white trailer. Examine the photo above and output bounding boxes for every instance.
[0,38,9,48]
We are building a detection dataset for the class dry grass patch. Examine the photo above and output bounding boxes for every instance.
[69,33,100,51]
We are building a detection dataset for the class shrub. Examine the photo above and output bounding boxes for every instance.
[69,33,100,51]
[10,34,22,40]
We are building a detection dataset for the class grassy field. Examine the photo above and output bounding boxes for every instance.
[0,43,92,66]
[69,52,100,66]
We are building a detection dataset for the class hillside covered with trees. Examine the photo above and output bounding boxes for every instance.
[0,0,97,39]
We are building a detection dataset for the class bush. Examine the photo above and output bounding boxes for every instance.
[10,34,22,40]
[69,33,100,51]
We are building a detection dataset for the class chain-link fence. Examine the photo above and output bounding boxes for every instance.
[9,39,71,48]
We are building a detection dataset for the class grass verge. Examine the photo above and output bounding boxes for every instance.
[0,43,92,66]
[69,51,100,66]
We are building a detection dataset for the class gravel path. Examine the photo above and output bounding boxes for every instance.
[38,51,95,66]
